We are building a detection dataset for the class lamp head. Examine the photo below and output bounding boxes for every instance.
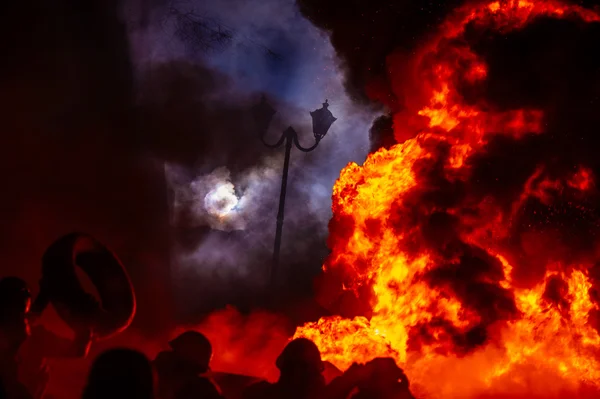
[310,100,337,141]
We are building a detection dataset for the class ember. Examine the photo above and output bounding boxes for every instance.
[295,1,600,397]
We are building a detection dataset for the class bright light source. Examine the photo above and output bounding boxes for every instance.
[204,182,239,218]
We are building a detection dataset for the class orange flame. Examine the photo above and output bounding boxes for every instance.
[295,1,600,397]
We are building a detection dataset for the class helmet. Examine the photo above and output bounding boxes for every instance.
[169,331,212,372]
[276,338,323,372]
[361,357,409,390]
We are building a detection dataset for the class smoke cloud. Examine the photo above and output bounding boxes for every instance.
[124,0,377,316]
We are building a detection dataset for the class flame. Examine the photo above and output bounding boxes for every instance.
[295,1,600,398]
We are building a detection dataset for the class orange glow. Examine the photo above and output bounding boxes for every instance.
[294,1,600,398]
[488,2,501,12]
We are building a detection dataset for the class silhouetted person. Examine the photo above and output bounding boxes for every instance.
[0,277,35,399]
[154,331,220,399]
[82,348,154,399]
[352,358,414,399]
[0,277,94,399]
[243,338,326,399]
[340,358,415,399]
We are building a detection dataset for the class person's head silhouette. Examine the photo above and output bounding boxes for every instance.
[275,337,325,395]
[351,358,414,399]
[82,348,154,399]
[168,330,213,374]
[276,338,324,374]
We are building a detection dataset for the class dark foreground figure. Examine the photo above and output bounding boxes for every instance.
[0,277,94,399]
[154,330,223,399]
[1,272,414,399]
[243,338,415,399]
[344,358,415,399]
[243,338,327,399]
[80,341,414,399]
[0,277,34,399]
[82,348,154,399]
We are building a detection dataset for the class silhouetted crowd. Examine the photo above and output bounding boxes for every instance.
[0,276,416,399]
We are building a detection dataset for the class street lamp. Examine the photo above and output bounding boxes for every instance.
[252,96,337,288]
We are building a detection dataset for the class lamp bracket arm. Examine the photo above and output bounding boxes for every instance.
[291,128,320,152]
[260,130,286,149]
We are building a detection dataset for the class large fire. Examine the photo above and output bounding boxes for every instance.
[295,1,600,397]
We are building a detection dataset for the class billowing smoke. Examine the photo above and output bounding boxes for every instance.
[296,0,467,105]
[124,0,376,315]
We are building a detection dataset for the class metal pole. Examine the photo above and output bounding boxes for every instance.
[270,128,294,288]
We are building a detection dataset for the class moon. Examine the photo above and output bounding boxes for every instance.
[204,182,239,218]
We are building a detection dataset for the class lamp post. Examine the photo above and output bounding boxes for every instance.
[252,96,337,288]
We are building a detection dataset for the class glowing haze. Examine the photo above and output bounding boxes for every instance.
[295,1,600,398]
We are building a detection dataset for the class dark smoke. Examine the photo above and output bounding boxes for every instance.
[461,15,600,284]
[297,0,600,148]
[368,115,396,152]
[296,0,466,105]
